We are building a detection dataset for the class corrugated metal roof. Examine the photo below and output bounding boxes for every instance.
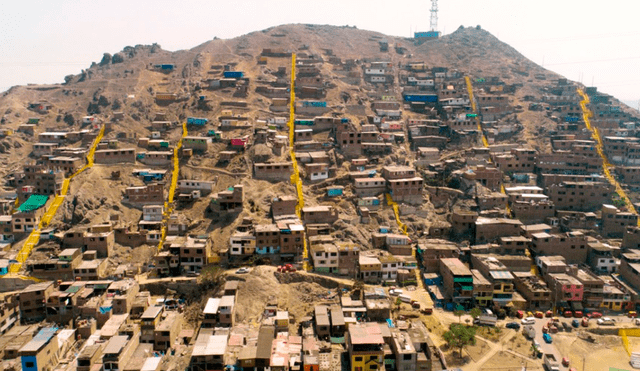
[489,270,514,280]
[203,298,220,314]
[18,194,48,212]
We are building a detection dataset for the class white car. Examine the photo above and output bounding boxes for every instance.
[521,317,536,325]
[235,267,250,274]
[597,317,615,325]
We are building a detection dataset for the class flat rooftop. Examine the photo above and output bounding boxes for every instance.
[440,258,472,276]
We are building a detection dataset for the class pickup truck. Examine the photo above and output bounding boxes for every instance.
[543,353,560,371]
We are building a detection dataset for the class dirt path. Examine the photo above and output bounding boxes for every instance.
[465,331,517,371]
[183,164,248,177]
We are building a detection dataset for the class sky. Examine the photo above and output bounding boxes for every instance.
[2,0,640,106]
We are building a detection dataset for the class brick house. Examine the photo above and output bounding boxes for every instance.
[531,231,588,264]
[94,148,136,164]
[124,183,165,206]
[17,281,54,323]
[601,204,638,237]
[354,177,386,197]
[253,162,293,181]
[546,182,613,211]
[44,156,83,174]
[439,258,473,309]
[301,206,338,224]
[210,185,243,214]
[512,272,552,309]
[474,218,523,244]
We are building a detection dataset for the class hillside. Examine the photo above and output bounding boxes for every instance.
[0,23,637,276]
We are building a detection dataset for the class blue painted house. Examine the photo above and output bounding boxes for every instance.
[327,186,344,197]
[0,259,8,276]
[403,93,438,103]
[223,71,244,78]
[20,327,59,371]
[187,117,209,125]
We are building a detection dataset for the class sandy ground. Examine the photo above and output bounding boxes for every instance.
[552,331,635,371]
[481,351,542,371]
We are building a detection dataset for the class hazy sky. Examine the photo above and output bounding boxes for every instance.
[2,0,640,105]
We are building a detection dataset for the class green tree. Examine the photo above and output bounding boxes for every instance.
[530,344,539,357]
[443,324,477,358]
[470,307,482,320]
[395,297,402,312]
[453,309,465,323]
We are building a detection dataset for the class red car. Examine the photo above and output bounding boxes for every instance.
[589,312,603,318]
[573,311,583,318]
[563,311,572,318]
[562,357,570,367]
[545,310,553,318]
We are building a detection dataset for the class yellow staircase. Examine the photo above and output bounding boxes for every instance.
[465,76,489,148]
[466,76,509,213]
[8,125,106,274]
[285,54,309,271]
[577,89,638,222]
[157,123,188,251]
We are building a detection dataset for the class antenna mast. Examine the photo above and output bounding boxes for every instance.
[430,0,438,32]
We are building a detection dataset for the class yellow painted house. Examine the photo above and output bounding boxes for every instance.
[347,323,384,371]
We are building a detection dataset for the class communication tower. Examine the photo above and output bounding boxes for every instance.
[430,0,438,32]
[414,0,440,40]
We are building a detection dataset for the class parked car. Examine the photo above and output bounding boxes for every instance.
[573,311,583,318]
[597,317,615,326]
[235,267,250,274]
[589,312,603,318]
[582,317,589,327]
[545,310,553,317]
[562,321,572,332]
[562,357,570,367]
[506,322,521,330]
[629,311,638,318]
[543,333,553,343]
[563,311,573,318]
[517,310,524,319]
[534,311,544,318]
[572,319,580,328]
[521,317,536,325]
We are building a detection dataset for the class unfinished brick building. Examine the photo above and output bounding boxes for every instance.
[546,182,613,211]
[253,162,293,181]
[94,148,136,164]
[210,185,244,215]
[124,183,165,206]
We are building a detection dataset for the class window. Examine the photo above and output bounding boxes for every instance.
[25,362,35,368]
[403,354,412,360]
[355,357,363,362]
